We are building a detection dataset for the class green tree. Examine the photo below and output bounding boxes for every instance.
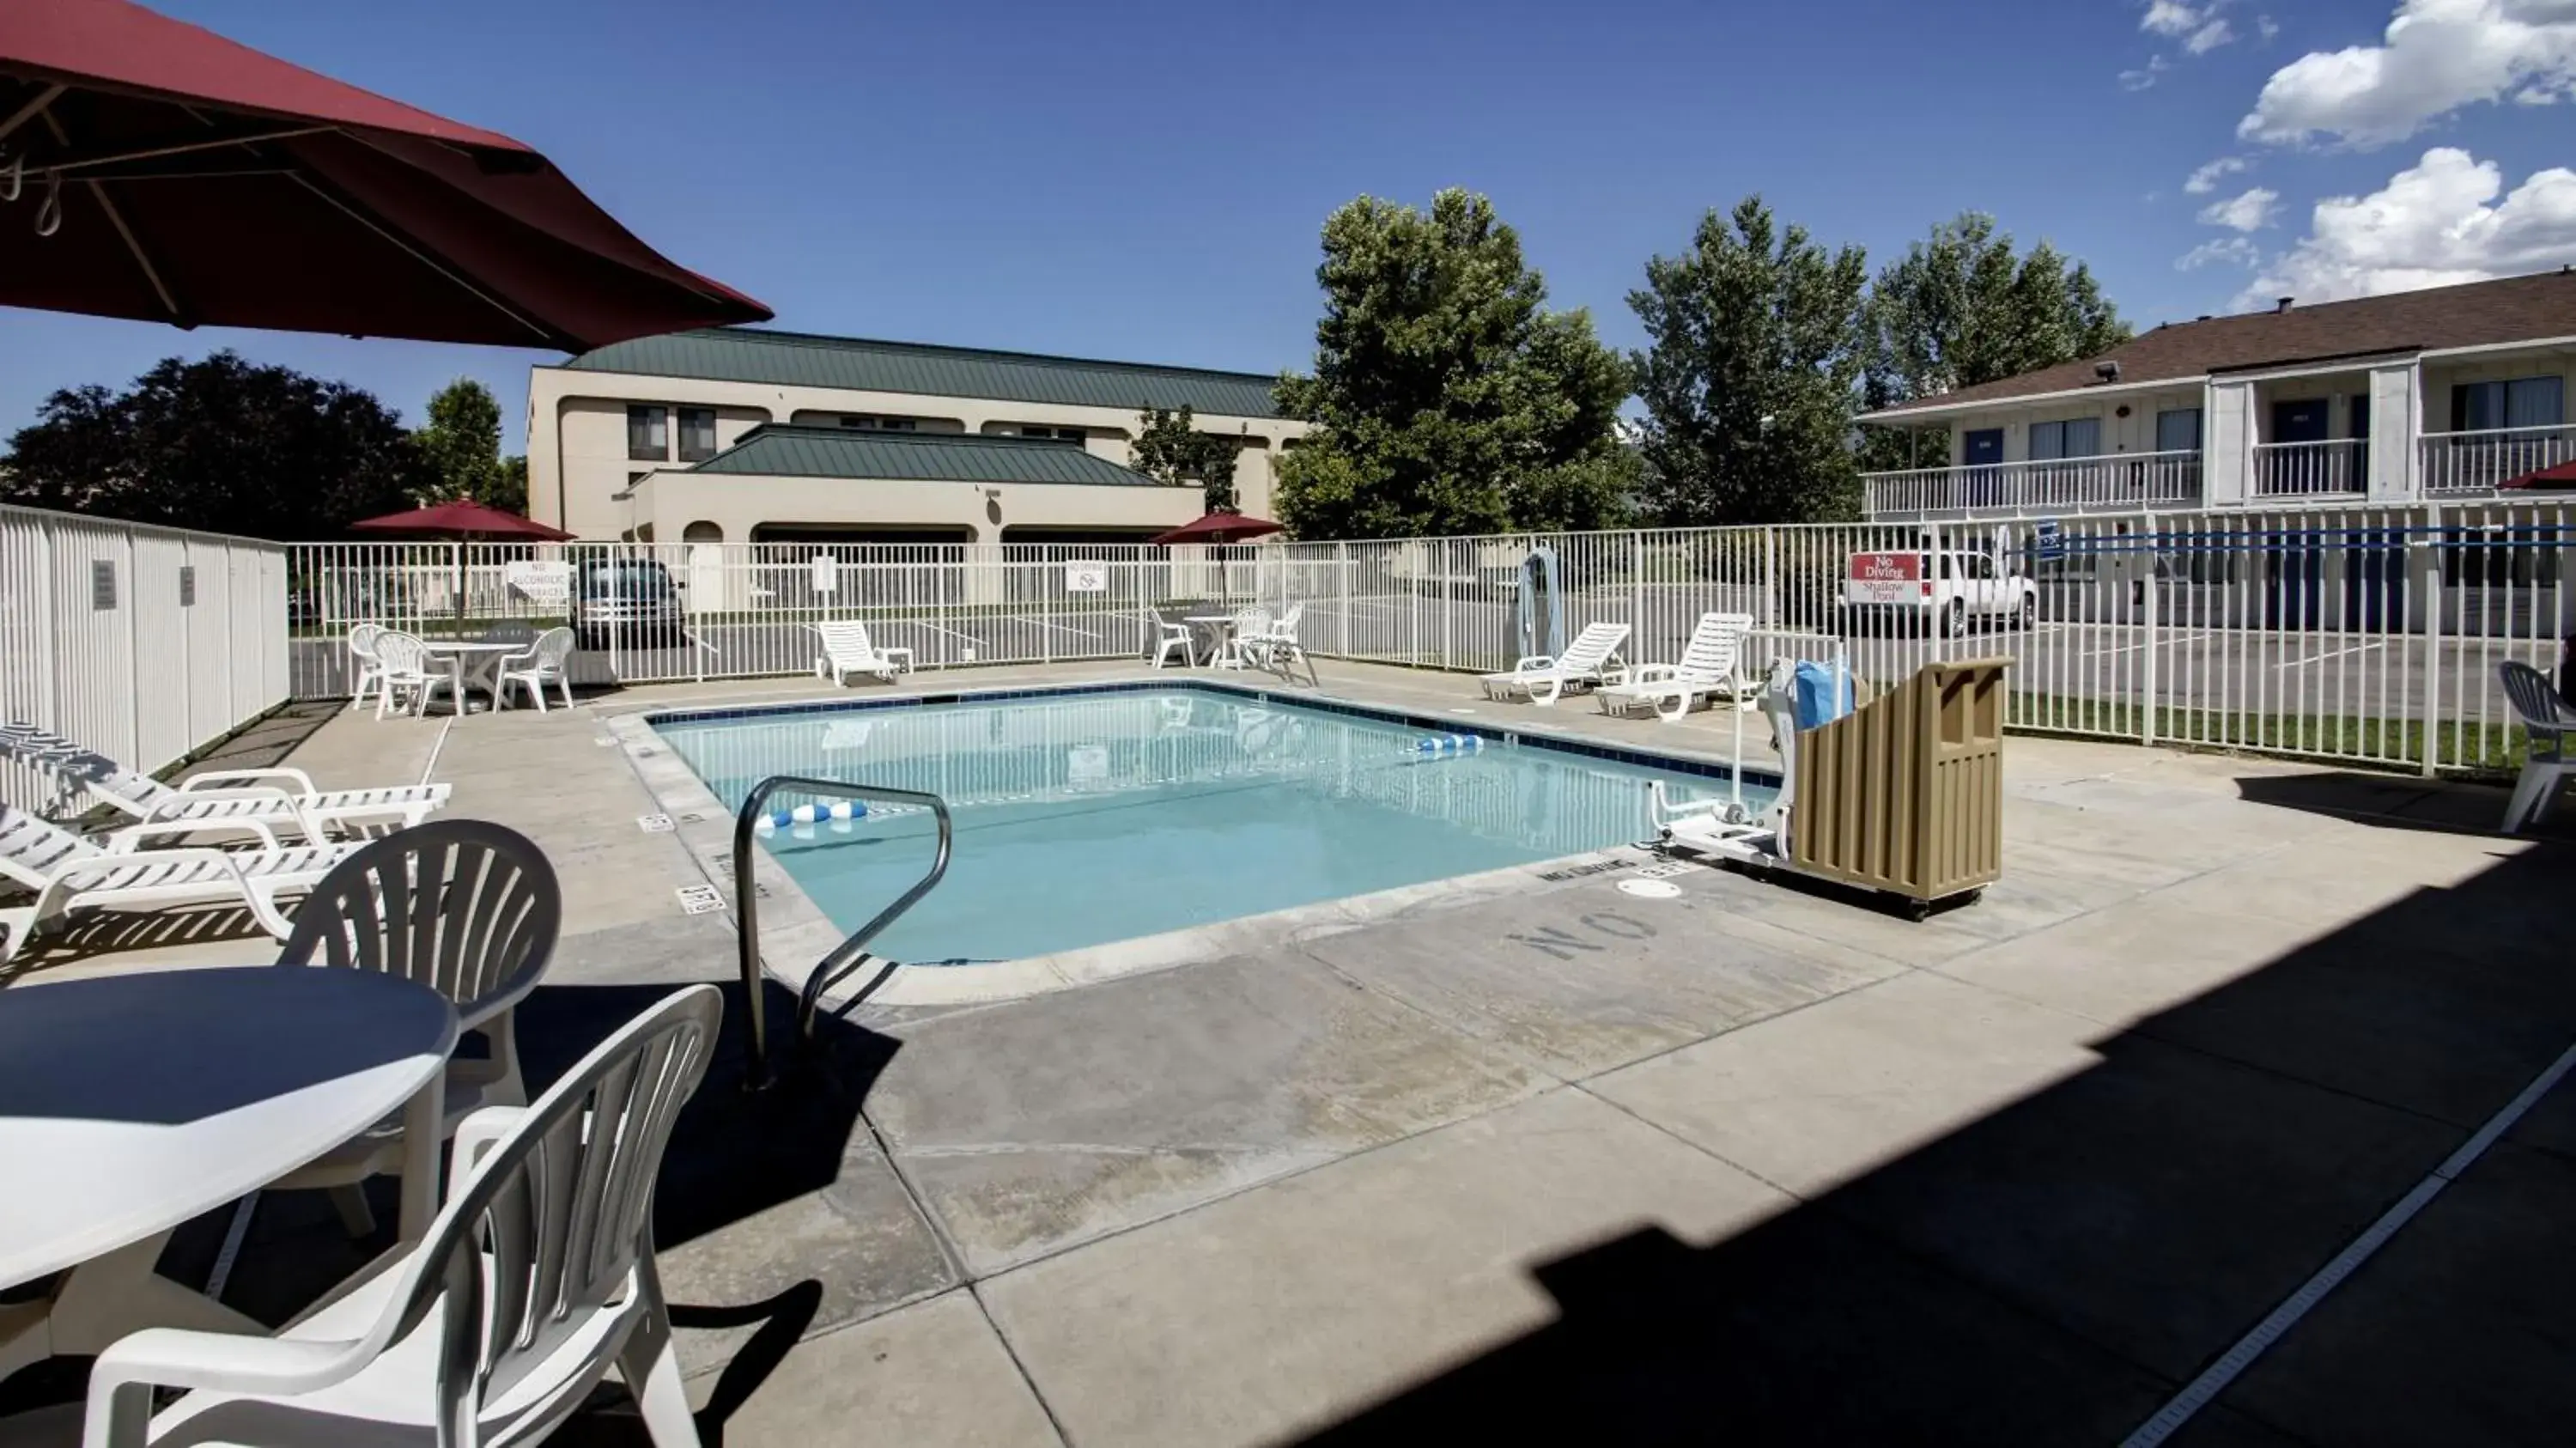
[412,377,516,506]
[1629,196,1872,525]
[0,351,422,538]
[1273,189,1635,538]
[1128,405,1241,510]
[1859,213,2130,471]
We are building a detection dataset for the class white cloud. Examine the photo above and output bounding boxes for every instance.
[2239,0,2576,148]
[2257,13,2281,41]
[2142,0,2207,36]
[2188,17,2238,52]
[2185,155,2252,193]
[2178,237,2263,269]
[2121,54,2172,89]
[2245,146,2576,303]
[2199,186,2283,230]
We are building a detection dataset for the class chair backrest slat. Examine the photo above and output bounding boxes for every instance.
[374,630,429,677]
[1679,613,1753,679]
[2499,661,2569,733]
[281,820,560,1027]
[0,802,102,888]
[814,620,874,657]
[1557,622,1629,672]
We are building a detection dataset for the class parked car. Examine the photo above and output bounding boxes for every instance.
[571,558,686,649]
[1843,549,2037,636]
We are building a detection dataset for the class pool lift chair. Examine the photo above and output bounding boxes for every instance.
[1655,654,2010,920]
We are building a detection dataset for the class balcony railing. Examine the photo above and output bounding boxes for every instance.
[2251,437,2366,497]
[2420,423,2576,495]
[1862,450,2202,518]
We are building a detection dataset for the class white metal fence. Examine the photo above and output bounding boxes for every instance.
[276,499,2573,778]
[0,505,289,815]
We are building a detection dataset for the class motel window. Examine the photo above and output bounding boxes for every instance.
[837,415,919,431]
[626,405,668,461]
[677,407,718,462]
[2451,377,2566,433]
[2027,417,2103,460]
[2155,408,2202,453]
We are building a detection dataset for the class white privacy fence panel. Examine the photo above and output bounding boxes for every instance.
[0,506,289,817]
[278,499,2573,778]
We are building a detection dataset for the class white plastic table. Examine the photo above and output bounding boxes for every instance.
[1183,614,1243,667]
[0,967,458,1382]
[416,639,523,714]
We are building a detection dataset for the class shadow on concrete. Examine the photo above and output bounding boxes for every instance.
[2231,766,2566,843]
[1296,824,2576,1445]
[511,977,900,1256]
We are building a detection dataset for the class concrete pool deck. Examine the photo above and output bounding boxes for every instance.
[3,658,2573,1445]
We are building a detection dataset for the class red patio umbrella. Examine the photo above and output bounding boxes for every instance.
[1149,511,1285,545]
[348,498,573,542]
[350,499,573,630]
[2499,459,2576,490]
[0,0,769,349]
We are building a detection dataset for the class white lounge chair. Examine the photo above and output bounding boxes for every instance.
[2500,660,2573,833]
[82,985,720,1448]
[494,626,578,712]
[813,619,914,685]
[0,721,449,845]
[1481,621,1632,705]
[0,802,353,963]
[1596,612,1756,721]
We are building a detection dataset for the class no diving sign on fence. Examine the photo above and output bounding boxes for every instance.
[1065,561,1109,593]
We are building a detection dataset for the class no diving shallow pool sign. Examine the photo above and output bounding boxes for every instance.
[1065,560,1109,593]
[2032,519,2065,563]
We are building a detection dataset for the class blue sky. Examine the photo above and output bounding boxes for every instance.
[4,0,2568,454]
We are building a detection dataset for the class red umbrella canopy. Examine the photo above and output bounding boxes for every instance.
[2500,459,2576,490]
[0,0,770,349]
[1149,512,1285,545]
[349,499,574,541]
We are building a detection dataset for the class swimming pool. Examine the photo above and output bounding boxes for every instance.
[653,685,1770,964]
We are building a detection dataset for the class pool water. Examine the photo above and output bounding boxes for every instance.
[654,688,1766,964]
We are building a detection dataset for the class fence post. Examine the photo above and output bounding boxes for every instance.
[2419,501,2443,776]
[2138,509,2159,747]
[1337,541,1350,658]
[1762,527,1778,630]
[1629,530,1645,642]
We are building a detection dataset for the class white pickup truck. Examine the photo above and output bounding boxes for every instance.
[1843,549,2038,636]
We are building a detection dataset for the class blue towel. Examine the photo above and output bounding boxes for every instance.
[1793,660,1854,731]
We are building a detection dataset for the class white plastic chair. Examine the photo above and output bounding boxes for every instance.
[1218,605,1273,669]
[2499,660,2573,833]
[1480,621,1632,705]
[82,984,721,1448]
[1238,601,1304,667]
[0,803,354,964]
[1596,612,1757,721]
[1145,610,1196,669]
[811,619,914,685]
[0,721,449,843]
[369,631,451,720]
[347,624,387,714]
[270,820,562,1238]
[494,627,577,713]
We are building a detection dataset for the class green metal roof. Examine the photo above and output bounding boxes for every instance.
[684,426,1173,486]
[562,327,1283,417]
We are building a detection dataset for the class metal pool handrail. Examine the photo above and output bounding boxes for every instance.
[732,774,952,1091]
